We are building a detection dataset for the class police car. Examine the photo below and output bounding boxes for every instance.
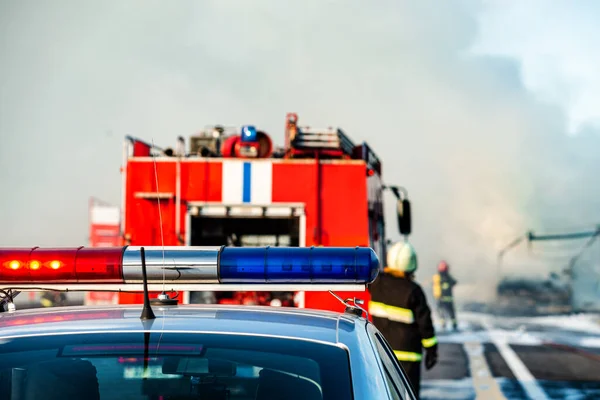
[0,246,416,399]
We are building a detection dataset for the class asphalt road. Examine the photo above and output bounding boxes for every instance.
[421,312,600,400]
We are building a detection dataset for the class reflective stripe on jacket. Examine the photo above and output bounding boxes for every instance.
[369,301,415,324]
[432,274,442,299]
[369,273,437,362]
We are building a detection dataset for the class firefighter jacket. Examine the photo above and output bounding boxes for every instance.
[433,272,457,301]
[368,273,437,362]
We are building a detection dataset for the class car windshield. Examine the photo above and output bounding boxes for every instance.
[0,332,353,400]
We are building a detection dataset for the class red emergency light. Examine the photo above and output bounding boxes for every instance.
[0,247,123,283]
[0,246,379,293]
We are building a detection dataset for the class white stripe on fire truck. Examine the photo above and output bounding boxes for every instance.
[222,160,244,204]
[250,161,272,204]
[221,160,272,204]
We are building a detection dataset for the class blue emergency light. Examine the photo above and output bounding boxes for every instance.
[240,125,258,142]
[219,247,379,284]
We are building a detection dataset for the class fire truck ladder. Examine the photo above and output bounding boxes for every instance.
[291,126,355,154]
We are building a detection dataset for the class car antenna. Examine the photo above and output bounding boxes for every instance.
[140,246,156,320]
[139,245,155,380]
[328,290,368,318]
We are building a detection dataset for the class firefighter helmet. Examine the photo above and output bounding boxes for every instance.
[386,241,418,273]
[438,260,449,272]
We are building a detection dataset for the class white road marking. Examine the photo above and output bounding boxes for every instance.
[463,341,506,400]
[482,320,549,400]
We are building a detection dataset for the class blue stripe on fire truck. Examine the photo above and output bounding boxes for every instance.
[242,162,252,203]
[222,160,272,205]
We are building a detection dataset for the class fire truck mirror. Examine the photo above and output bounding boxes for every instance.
[397,199,412,235]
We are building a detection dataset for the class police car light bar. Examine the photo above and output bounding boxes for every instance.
[0,246,379,292]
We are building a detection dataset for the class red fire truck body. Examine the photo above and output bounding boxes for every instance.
[117,114,393,313]
[88,197,121,248]
[85,198,122,305]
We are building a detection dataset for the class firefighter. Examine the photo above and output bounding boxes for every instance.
[40,291,67,308]
[369,241,438,399]
[433,260,458,331]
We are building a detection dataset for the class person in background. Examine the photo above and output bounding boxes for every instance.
[369,241,438,399]
[432,260,458,331]
[40,291,67,308]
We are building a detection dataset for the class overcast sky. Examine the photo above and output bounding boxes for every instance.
[1,1,599,296]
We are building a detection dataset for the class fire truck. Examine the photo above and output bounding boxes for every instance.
[114,113,412,312]
[83,198,122,305]
[88,197,121,248]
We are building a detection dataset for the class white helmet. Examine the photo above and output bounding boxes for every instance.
[386,241,418,273]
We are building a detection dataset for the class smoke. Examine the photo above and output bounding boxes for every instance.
[1,0,599,301]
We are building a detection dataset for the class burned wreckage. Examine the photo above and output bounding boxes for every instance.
[496,272,572,314]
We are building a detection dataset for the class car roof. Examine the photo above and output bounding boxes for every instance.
[0,304,366,345]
